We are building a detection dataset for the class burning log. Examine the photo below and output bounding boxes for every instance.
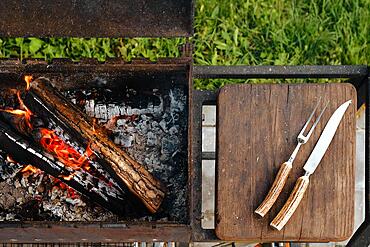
[0,119,129,215]
[25,77,166,213]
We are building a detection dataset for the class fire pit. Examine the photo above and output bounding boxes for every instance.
[0,66,189,222]
[0,0,195,240]
[0,60,193,242]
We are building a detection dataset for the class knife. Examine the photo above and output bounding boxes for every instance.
[270,100,352,231]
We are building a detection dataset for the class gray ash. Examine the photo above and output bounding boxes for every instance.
[65,84,188,222]
[0,151,116,221]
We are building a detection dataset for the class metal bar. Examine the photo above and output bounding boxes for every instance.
[202,152,216,160]
[0,225,191,243]
[0,0,193,37]
[193,65,368,79]
[348,74,369,109]
[347,75,370,247]
[366,76,369,221]
[190,90,218,241]
[353,79,367,109]
[347,224,370,247]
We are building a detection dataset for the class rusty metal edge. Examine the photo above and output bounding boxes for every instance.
[0,0,193,38]
[0,224,191,243]
[193,65,368,79]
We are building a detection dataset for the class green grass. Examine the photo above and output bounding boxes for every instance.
[194,0,369,65]
[0,0,368,89]
[0,37,185,62]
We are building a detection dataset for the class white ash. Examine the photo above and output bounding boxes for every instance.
[65,85,188,222]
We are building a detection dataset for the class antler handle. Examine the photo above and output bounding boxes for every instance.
[270,175,310,231]
[255,162,292,217]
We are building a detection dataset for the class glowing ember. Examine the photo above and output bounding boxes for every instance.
[21,164,40,173]
[24,75,33,91]
[60,173,75,181]
[38,128,93,176]
[6,155,15,163]
[53,178,80,199]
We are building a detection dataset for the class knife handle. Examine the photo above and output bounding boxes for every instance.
[255,162,292,217]
[270,175,310,231]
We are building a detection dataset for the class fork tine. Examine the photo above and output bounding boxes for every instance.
[305,101,329,139]
[298,97,322,136]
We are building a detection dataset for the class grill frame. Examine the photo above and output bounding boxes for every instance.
[0,57,193,242]
[0,59,368,245]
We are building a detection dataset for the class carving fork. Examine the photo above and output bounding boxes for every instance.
[255,99,328,217]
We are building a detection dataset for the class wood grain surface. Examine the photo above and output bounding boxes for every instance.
[215,83,356,242]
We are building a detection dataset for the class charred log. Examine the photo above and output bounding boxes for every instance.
[0,119,129,216]
[25,77,166,213]
[0,111,44,137]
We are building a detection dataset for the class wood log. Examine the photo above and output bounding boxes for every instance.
[25,77,166,213]
[0,119,129,215]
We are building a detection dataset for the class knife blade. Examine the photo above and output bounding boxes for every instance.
[270,100,352,231]
[303,100,352,175]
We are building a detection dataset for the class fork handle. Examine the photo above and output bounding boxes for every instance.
[255,162,292,217]
[270,175,310,230]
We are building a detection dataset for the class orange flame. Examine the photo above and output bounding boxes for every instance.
[2,76,93,185]
[17,91,33,129]
[1,76,33,127]
[1,91,33,129]
[21,164,40,173]
[24,75,33,91]
[38,128,93,180]
[6,155,40,174]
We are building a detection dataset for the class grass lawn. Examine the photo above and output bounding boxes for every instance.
[0,0,368,88]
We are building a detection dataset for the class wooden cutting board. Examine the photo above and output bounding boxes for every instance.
[215,83,356,242]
